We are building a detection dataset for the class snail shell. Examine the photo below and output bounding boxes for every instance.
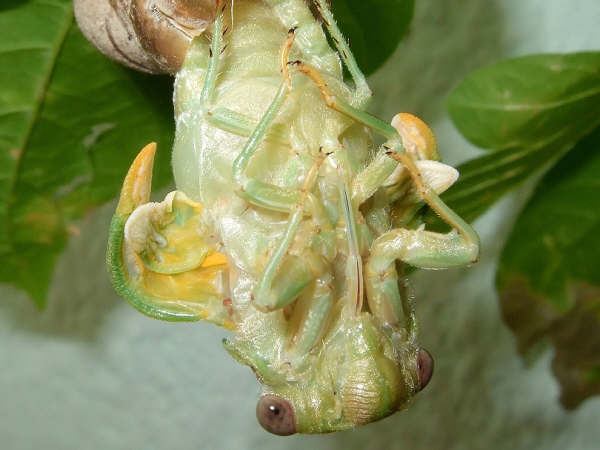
[74,0,219,74]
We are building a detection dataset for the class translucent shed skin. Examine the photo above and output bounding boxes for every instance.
[102,0,479,435]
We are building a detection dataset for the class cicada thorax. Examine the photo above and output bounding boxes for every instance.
[172,0,363,274]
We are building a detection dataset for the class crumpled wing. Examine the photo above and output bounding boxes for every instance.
[107,143,234,329]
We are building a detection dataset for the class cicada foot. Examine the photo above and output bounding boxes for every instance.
[107,143,234,329]
[309,0,371,106]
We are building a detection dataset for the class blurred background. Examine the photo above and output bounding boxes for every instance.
[1,0,599,449]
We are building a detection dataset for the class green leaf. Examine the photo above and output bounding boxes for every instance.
[497,127,600,409]
[434,52,600,410]
[426,52,600,227]
[330,0,415,76]
[448,52,600,151]
[0,0,174,307]
[430,143,561,226]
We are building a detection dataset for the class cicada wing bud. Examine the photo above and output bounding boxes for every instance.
[107,145,233,328]
[391,113,439,161]
[415,160,459,195]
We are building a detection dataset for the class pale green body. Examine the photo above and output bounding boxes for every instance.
[172,1,407,432]
[107,0,479,434]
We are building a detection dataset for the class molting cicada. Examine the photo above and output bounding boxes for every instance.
[76,0,480,435]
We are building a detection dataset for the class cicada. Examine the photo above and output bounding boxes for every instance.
[77,0,480,435]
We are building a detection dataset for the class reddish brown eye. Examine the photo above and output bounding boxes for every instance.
[256,395,296,436]
[416,348,434,391]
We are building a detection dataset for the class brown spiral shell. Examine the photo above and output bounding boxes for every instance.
[74,0,219,74]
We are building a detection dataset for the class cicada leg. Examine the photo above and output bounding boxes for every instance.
[199,0,226,106]
[252,155,328,310]
[254,156,335,353]
[176,3,293,148]
[310,0,372,107]
[362,139,478,325]
[264,0,342,76]
[263,1,372,106]
[241,150,335,353]
[216,29,337,351]
[291,61,480,326]
[107,143,234,329]
[230,29,306,212]
[286,254,334,354]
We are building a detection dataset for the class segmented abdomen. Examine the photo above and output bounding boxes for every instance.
[342,360,384,425]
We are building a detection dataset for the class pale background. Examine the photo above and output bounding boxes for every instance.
[2,1,600,449]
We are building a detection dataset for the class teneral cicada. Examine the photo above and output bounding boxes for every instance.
[76,0,480,434]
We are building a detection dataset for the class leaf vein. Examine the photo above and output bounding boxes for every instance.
[455,87,600,112]
[3,6,74,250]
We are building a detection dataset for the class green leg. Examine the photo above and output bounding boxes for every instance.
[366,146,479,328]
[365,213,479,325]
[288,266,334,354]
[199,2,225,106]
[351,147,399,206]
[293,62,480,327]
[231,81,304,212]
[207,106,289,146]
[289,61,402,208]
[292,61,391,138]
[253,210,310,311]
[292,61,479,257]
[226,34,336,345]
[364,202,478,329]
[364,148,479,327]
[264,0,341,76]
[397,264,418,342]
[365,260,419,338]
[311,0,372,107]
[231,30,309,213]
[256,215,335,356]
[373,149,481,269]
[253,156,328,311]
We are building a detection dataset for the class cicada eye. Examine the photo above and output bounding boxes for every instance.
[416,348,434,391]
[256,395,296,436]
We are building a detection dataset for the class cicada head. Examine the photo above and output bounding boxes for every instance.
[75,0,219,73]
[249,315,434,435]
